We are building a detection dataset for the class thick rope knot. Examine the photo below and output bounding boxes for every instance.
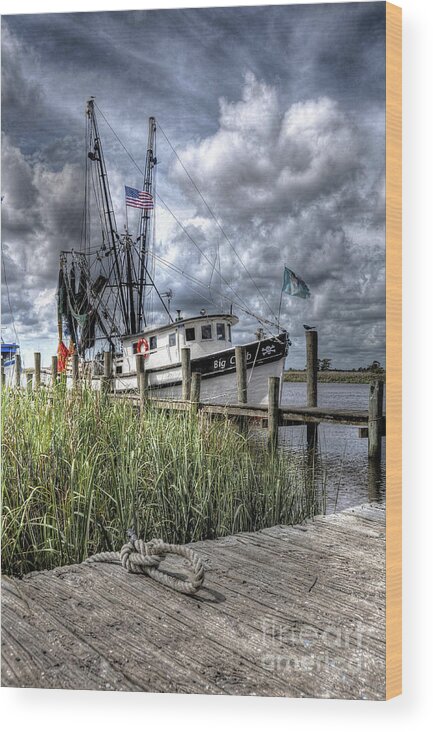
[86,537,205,595]
[119,538,164,573]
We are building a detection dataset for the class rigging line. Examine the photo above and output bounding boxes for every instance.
[86,118,94,253]
[154,190,254,315]
[149,252,222,306]
[95,103,143,178]
[149,250,274,331]
[151,260,219,313]
[72,252,122,343]
[93,103,275,325]
[148,251,279,334]
[149,148,158,325]
[101,261,124,340]
[1,251,19,344]
[208,246,219,290]
[87,258,119,332]
[93,105,254,316]
[130,239,142,284]
[90,162,109,245]
[95,116,240,321]
[142,264,173,326]
[95,261,124,338]
[129,238,145,329]
[247,342,261,385]
[80,122,88,250]
[156,120,278,321]
[90,106,129,333]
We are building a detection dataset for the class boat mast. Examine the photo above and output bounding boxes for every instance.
[125,235,136,335]
[137,117,157,331]
[86,99,129,336]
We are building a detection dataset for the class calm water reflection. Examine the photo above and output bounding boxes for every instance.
[280,382,386,513]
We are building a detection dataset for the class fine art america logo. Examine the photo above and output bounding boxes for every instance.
[260,618,366,675]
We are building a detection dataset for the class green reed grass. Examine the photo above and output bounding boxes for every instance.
[1,385,319,576]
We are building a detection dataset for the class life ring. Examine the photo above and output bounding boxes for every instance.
[137,338,149,358]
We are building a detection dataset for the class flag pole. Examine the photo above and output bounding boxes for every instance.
[277,272,284,332]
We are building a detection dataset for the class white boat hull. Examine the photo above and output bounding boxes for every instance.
[113,333,289,405]
[112,354,285,406]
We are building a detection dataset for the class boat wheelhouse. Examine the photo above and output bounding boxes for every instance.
[122,312,237,372]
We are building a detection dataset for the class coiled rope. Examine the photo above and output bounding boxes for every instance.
[85,533,205,595]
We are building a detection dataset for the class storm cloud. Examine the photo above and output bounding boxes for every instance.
[1,3,385,368]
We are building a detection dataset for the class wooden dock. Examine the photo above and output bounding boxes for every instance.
[1,503,385,698]
[119,393,377,426]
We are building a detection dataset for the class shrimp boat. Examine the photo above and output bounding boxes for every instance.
[57,100,290,405]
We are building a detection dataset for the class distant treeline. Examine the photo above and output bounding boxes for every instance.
[284,370,386,384]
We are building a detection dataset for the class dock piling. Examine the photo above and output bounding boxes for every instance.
[135,354,144,377]
[139,371,148,413]
[181,347,191,401]
[190,372,201,414]
[306,330,318,407]
[15,354,22,389]
[235,346,248,434]
[51,356,58,386]
[268,376,280,451]
[26,372,33,391]
[1,365,5,388]
[102,351,112,394]
[51,356,58,387]
[306,330,318,450]
[368,457,382,502]
[71,353,79,388]
[34,353,41,390]
[368,380,384,460]
[235,346,247,404]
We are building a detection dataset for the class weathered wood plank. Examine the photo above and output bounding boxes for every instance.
[1,576,140,691]
[280,406,369,426]
[1,503,385,698]
[113,393,373,427]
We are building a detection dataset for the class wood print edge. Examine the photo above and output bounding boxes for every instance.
[385,0,402,701]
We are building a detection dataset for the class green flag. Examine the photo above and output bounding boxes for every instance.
[282,267,310,299]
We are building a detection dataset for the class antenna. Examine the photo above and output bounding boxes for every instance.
[161,289,173,320]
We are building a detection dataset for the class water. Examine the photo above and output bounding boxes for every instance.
[280,382,386,513]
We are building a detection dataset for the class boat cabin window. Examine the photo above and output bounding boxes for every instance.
[227,324,232,342]
[216,323,226,340]
[168,332,176,347]
[185,327,195,341]
[201,324,212,340]
[149,335,157,351]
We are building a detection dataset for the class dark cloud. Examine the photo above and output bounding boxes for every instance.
[1,3,385,368]
[167,74,384,362]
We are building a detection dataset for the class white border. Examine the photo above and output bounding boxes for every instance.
[1,0,432,728]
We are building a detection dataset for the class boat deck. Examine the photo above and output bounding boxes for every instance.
[1,503,385,698]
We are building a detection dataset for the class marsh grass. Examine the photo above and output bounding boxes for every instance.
[1,386,320,576]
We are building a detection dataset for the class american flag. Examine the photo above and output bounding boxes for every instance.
[125,185,154,210]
